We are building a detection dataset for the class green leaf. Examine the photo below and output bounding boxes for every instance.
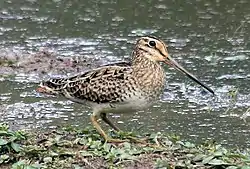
[11,142,22,152]
[226,166,238,169]
[10,136,18,142]
[30,164,43,169]
[0,123,9,131]
[78,138,87,145]
[0,138,8,145]
[120,153,135,160]
[49,152,59,157]
[193,154,207,162]
[26,166,39,169]
[79,150,94,157]
[202,155,214,164]
[155,159,171,168]
[0,130,8,135]
[208,159,229,165]
[123,142,132,149]
[103,143,112,152]
[43,157,52,164]
[12,160,26,169]
[0,154,9,164]
[183,141,195,148]
[241,166,250,169]
[12,160,42,169]
[213,151,224,157]
[73,165,83,169]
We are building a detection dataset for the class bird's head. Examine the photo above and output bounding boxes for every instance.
[133,36,214,95]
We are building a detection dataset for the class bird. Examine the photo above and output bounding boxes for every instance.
[36,36,214,143]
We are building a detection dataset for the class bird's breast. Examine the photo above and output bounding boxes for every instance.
[91,93,153,115]
[133,65,166,101]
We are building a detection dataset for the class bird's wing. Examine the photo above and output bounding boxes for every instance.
[39,63,135,103]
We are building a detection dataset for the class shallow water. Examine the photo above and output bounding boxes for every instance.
[0,0,250,148]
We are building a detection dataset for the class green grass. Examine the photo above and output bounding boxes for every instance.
[0,59,16,66]
[0,123,249,169]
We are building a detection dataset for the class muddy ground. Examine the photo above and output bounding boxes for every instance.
[0,48,101,78]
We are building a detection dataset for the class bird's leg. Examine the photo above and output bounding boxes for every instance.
[99,113,147,144]
[100,113,121,131]
[90,114,127,143]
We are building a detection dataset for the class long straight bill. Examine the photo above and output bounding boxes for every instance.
[164,56,214,95]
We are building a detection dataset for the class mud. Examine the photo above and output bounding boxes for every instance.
[0,48,97,78]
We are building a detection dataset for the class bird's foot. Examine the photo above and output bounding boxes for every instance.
[127,136,148,144]
[127,137,163,148]
[105,137,129,143]
[105,136,162,148]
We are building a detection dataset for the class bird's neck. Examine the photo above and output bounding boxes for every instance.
[131,56,165,81]
[131,48,155,67]
[131,48,162,71]
[131,49,166,98]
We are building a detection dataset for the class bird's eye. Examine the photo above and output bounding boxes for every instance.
[148,40,156,47]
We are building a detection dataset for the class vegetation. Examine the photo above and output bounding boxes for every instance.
[0,123,250,169]
[0,59,16,66]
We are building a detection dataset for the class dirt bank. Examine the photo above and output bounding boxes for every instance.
[0,48,99,77]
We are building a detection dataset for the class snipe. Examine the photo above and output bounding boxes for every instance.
[37,36,214,142]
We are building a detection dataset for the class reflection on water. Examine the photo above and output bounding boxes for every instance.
[0,0,250,148]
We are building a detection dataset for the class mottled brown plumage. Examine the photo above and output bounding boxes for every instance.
[37,36,214,142]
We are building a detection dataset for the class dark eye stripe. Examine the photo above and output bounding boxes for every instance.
[157,49,165,57]
[145,43,164,57]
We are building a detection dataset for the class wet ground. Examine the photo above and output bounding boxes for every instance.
[0,0,250,148]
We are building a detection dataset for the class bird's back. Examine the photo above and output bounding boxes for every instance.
[38,62,143,105]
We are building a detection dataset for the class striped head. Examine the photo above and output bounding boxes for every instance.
[132,36,214,95]
[132,36,169,63]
